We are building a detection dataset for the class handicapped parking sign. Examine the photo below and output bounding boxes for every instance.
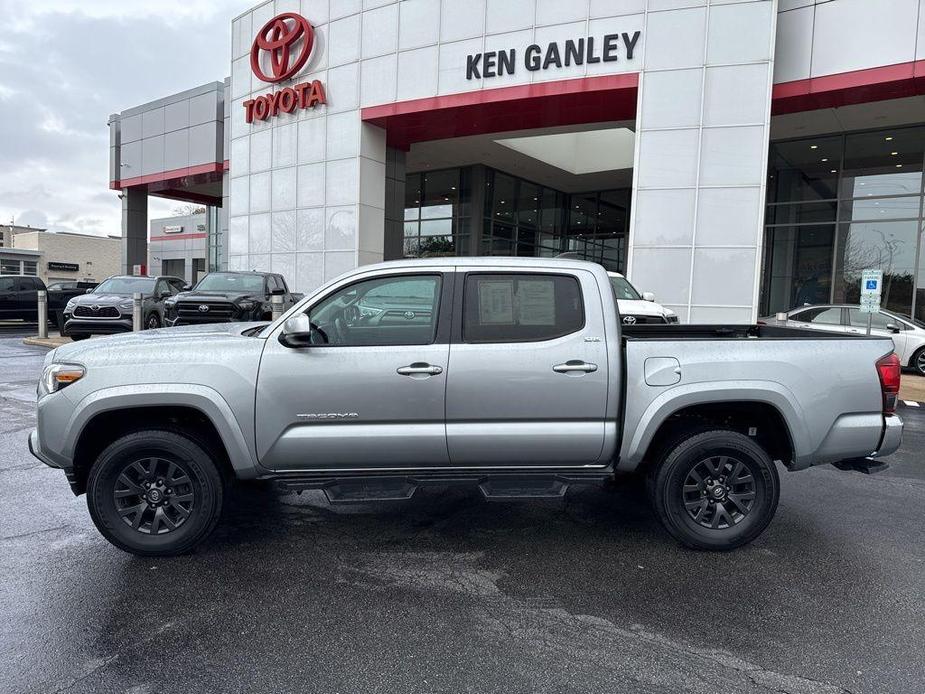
[860,269,882,315]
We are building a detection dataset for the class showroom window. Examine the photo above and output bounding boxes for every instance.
[762,126,925,320]
[403,169,471,259]
[481,168,630,272]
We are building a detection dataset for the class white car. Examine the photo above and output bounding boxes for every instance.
[608,271,679,325]
[764,304,925,375]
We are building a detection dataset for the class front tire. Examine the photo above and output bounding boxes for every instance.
[647,429,780,551]
[86,430,225,556]
[146,313,161,330]
[69,333,90,341]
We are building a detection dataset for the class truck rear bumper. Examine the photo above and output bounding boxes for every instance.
[870,413,903,459]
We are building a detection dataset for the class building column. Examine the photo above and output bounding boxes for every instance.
[383,147,406,261]
[626,1,777,324]
[121,187,148,275]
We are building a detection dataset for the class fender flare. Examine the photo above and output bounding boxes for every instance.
[617,381,810,471]
[64,383,261,478]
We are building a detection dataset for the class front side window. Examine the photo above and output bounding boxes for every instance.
[307,274,441,346]
[463,273,584,343]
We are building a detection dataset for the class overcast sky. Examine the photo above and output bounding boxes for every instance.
[0,0,251,236]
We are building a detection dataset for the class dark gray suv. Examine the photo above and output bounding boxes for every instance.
[63,275,186,340]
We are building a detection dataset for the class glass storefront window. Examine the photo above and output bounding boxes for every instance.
[762,125,925,317]
[403,170,470,259]
[766,136,841,204]
[833,220,917,315]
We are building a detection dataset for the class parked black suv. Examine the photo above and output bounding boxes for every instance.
[165,271,300,326]
[63,275,186,340]
[0,275,96,327]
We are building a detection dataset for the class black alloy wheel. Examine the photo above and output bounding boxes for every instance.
[647,429,780,550]
[146,313,161,330]
[682,455,756,530]
[87,430,225,556]
[112,456,195,536]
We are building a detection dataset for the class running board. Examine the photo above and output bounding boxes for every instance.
[270,470,611,503]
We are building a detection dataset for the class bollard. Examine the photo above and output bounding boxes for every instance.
[270,293,285,321]
[37,290,48,339]
[132,292,143,331]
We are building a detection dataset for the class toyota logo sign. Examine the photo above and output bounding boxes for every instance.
[243,12,327,123]
[198,305,210,313]
[250,13,314,83]
[622,315,637,325]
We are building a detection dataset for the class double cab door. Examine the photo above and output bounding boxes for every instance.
[255,266,610,471]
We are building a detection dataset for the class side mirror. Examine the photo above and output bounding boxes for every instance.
[270,287,285,295]
[182,284,192,292]
[159,290,171,299]
[278,314,313,348]
[886,323,901,334]
[85,288,94,294]
[642,292,656,302]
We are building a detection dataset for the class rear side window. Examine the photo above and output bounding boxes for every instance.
[463,273,584,343]
[794,307,842,325]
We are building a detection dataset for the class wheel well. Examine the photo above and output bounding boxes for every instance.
[908,345,924,368]
[640,401,794,471]
[70,406,233,495]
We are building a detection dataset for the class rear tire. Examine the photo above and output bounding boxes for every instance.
[647,429,779,551]
[86,430,225,556]
[911,347,925,376]
[69,333,90,341]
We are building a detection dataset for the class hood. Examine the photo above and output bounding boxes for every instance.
[174,290,260,302]
[69,292,144,305]
[53,321,268,364]
[617,299,671,318]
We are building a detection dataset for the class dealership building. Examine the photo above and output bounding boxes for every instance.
[108,0,925,323]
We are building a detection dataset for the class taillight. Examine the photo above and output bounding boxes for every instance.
[876,353,901,414]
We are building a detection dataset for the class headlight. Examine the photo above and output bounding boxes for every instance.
[238,300,256,310]
[164,297,177,307]
[65,299,76,310]
[40,363,85,396]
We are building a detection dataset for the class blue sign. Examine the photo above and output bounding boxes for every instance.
[865,279,878,290]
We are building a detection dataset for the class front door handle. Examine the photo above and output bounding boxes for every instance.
[397,362,443,376]
[553,360,598,373]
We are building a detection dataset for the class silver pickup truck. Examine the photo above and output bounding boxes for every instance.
[29,258,903,556]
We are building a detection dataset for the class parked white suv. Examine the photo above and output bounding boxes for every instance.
[608,272,678,325]
[764,304,925,375]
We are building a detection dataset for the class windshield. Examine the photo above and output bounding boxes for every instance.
[609,275,642,301]
[194,273,265,293]
[93,277,156,294]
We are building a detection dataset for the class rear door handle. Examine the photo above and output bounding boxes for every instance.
[397,363,443,376]
[553,360,598,373]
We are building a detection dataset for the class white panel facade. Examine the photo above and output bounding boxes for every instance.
[627,0,776,323]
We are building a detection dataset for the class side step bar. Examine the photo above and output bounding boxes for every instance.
[270,470,612,504]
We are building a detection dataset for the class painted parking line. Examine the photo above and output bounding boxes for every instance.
[902,401,920,407]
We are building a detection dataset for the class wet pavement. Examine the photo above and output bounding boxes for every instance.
[2,330,924,693]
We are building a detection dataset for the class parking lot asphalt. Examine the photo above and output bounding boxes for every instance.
[2,328,924,694]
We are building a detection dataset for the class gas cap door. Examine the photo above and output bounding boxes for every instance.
[644,357,681,386]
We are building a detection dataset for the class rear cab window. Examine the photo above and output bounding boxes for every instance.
[463,273,584,343]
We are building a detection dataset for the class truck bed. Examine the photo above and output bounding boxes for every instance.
[621,324,883,340]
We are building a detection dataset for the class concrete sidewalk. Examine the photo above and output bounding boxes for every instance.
[22,334,71,349]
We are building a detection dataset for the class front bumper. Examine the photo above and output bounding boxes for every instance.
[28,429,58,468]
[63,317,132,335]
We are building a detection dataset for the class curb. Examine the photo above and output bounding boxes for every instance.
[22,337,71,349]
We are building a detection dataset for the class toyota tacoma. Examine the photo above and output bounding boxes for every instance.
[29,258,903,555]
